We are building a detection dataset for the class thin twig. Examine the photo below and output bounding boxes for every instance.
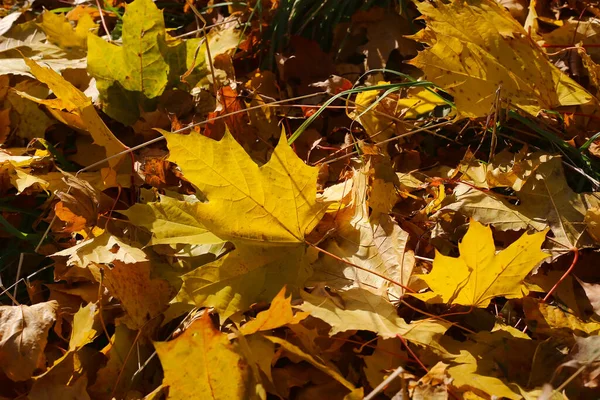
[364,365,405,400]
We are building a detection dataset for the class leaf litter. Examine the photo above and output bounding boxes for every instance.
[2,0,600,399]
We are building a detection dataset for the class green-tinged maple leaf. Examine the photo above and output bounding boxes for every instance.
[51,232,147,268]
[87,0,169,125]
[264,335,357,393]
[87,0,242,124]
[161,129,327,319]
[120,195,224,246]
[409,0,592,118]
[299,287,450,342]
[154,313,256,400]
[175,245,316,321]
[415,219,549,307]
[240,287,308,335]
[0,301,58,381]
[162,130,326,244]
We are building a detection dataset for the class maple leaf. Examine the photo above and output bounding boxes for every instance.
[299,287,450,342]
[120,195,224,246]
[37,11,97,51]
[240,287,308,335]
[523,297,600,338]
[0,301,58,381]
[443,157,600,252]
[87,0,242,124]
[20,57,128,184]
[409,0,592,118]
[310,161,414,297]
[175,245,315,320]
[154,313,255,400]
[415,219,549,307]
[162,130,326,245]
[51,231,147,268]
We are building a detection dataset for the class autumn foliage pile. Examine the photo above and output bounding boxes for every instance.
[2,0,600,398]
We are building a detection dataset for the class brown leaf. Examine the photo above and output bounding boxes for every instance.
[0,301,58,381]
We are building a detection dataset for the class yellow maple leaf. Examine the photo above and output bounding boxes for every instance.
[414,219,549,307]
[154,313,254,400]
[161,130,326,245]
[239,287,308,335]
[409,0,592,118]
[38,11,97,50]
[20,58,128,185]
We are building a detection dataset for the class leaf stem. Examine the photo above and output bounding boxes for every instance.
[542,248,579,303]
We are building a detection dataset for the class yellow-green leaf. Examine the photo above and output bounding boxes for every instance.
[162,130,326,245]
[154,313,254,400]
[415,219,549,307]
[87,0,170,124]
[120,195,224,246]
[175,245,315,321]
[409,0,592,118]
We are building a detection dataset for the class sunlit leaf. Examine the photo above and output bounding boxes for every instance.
[155,313,255,400]
[415,219,549,307]
[409,0,592,118]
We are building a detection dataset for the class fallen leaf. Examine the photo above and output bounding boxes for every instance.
[415,219,549,307]
[21,57,128,182]
[240,287,308,335]
[120,195,224,246]
[154,313,255,400]
[575,277,600,318]
[523,297,600,338]
[175,245,315,321]
[38,11,97,51]
[0,301,58,381]
[162,129,326,245]
[299,287,449,342]
[265,335,356,392]
[88,0,241,124]
[52,231,148,268]
[363,338,406,397]
[409,0,592,118]
[310,162,414,298]
[102,261,174,329]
